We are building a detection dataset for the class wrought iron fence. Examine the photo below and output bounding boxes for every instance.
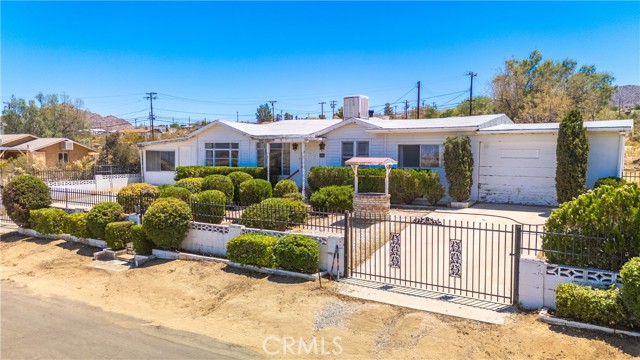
[623,169,640,184]
[0,165,141,184]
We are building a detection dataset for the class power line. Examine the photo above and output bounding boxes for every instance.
[465,71,477,116]
[144,92,157,140]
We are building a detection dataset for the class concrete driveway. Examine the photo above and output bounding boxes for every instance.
[429,203,554,225]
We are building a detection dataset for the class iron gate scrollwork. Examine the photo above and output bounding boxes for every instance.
[389,233,401,268]
[449,239,462,278]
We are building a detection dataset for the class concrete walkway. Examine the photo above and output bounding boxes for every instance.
[430,203,553,225]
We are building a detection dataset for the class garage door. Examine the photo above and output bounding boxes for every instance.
[478,136,558,206]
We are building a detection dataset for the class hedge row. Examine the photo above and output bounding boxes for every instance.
[239,198,308,231]
[175,166,266,181]
[227,233,319,274]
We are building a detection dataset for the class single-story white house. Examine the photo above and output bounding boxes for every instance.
[138,96,633,206]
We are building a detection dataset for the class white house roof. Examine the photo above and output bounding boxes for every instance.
[222,119,343,137]
[359,114,512,132]
[479,119,634,134]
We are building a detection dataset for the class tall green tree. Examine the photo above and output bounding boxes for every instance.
[443,136,474,202]
[555,109,589,203]
[1,93,89,139]
[335,106,343,119]
[98,132,140,168]
[383,103,394,116]
[255,103,273,123]
[491,50,615,123]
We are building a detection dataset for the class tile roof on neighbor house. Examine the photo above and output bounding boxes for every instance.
[478,119,634,134]
[0,134,38,146]
[0,137,95,152]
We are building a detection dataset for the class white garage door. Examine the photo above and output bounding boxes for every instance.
[478,135,558,206]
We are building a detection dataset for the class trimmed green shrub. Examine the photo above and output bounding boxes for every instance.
[418,171,445,206]
[226,233,277,268]
[1,174,51,227]
[594,176,627,189]
[29,208,67,235]
[116,183,158,213]
[443,136,474,202]
[192,190,226,224]
[273,179,299,198]
[555,283,628,328]
[174,177,203,193]
[273,235,320,274]
[86,202,125,240]
[309,185,353,212]
[556,109,589,204]
[175,166,266,181]
[621,257,640,326]
[283,192,304,201]
[308,167,353,192]
[542,184,640,270]
[142,198,192,250]
[131,224,154,255]
[158,185,193,202]
[63,212,89,238]
[228,171,254,203]
[201,175,234,202]
[105,221,134,250]
[239,198,308,231]
[239,179,272,206]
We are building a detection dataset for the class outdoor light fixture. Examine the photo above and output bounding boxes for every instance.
[292,143,298,150]
[319,142,326,151]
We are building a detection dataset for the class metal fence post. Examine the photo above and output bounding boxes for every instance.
[343,210,350,278]
[65,188,69,209]
[513,224,522,304]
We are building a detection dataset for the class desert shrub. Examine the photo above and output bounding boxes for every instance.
[283,192,303,201]
[443,136,473,202]
[418,171,445,205]
[621,257,640,326]
[555,283,628,328]
[158,185,193,202]
[191,190,226,224]
[29,208,67,235]
[556,109,589,203]
[175,166,266,181]
[308,167,353,192]
[239,198,308,231]
[594,176,627,189]
[86,202,125,240]
[142,198,192,250]
[273,179,299,198]
[116,183,158,213]
[226,233,277,268]
[1,174,51,227]
[239,179,272,205]
[273,235,320,274]
[131,224,154,255]
[63,212,89,238]
[542,184,640,270]
[201,175,234,202]
[227,171,254,203]
[174,177,203,193]
[309,186,353,212]
[105,221,134,250]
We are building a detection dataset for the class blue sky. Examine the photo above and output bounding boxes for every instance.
[2,1,639,126]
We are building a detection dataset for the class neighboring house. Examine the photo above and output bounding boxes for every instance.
[0,134,96,167]
[138,96,633,206]
[119,127,165,138]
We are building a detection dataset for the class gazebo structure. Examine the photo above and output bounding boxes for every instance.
[345,157,398,219]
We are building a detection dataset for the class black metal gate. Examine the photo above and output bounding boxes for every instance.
[346,214,520,305]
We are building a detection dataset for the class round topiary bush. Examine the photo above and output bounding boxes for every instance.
[621,257,640,326]
[142,197,192,250]
[273,234,320,274]
[174,177,203,193]
[192,190,226,224]
[239,197,307,231]
[283,192,304,201]
[239,179,272,206]
[226,233,277,268]
[105,221,135,250]
[158,185,193,202]
[309,185,353,212]
[86,202,125,240]
[594,176,627,189]
[227,171,253,203]
[29,208,67,235]
[201,175,234,202]
[116,183,158,213]
[131,224,154,255]
[1,174,51,227]
[63,212,89,238]
[273,179,299,198]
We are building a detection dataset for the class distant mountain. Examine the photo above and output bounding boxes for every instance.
[611,85,640,108]
[85,110,133,131]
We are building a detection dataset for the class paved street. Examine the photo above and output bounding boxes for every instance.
[1,284,260,360]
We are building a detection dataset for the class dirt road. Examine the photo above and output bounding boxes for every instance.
[1,232,638,359]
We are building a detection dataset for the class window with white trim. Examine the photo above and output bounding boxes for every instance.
[398,144,442,168]
[146,151,175,171]
[205,143,239,166]
[257,143,290,176]
[342,141,369,165]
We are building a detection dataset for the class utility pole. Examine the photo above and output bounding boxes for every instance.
[618,98,622,116]
[319,101,326,119]
[394,105,397,119]
[280,110,283,121]
[268,100,277,122]
[188,116,191,127]
[144,92,157,139]
[330,100,337,119]
[416,81,421,119]
[465,72,477,116]
[404,100,409,119]
[236,111,239,122]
